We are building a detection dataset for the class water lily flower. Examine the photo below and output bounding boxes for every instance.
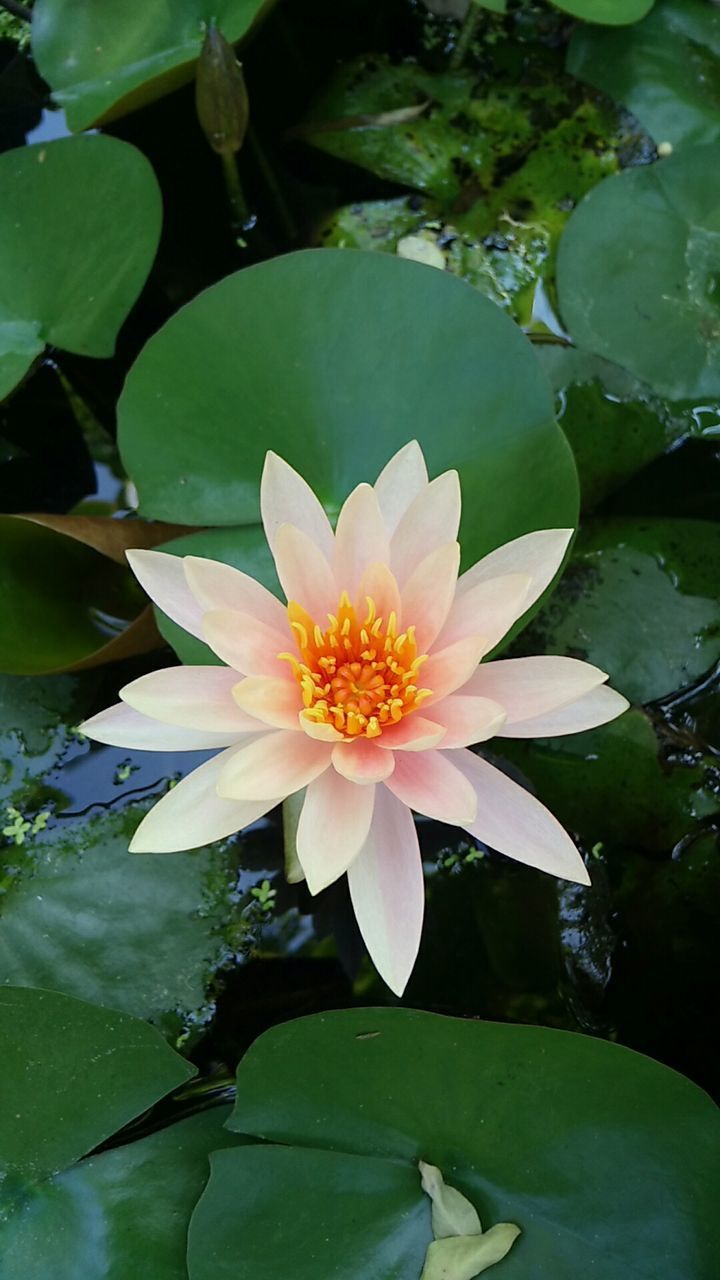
[81,443,628,995]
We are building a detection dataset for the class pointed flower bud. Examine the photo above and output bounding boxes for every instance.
[195,24,249,157]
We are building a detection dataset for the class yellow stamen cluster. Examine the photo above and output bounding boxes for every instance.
[279,592,432,739]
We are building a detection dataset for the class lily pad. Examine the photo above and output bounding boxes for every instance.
[188,1007,720,1280]
[556,145,720,400]
[568,0,720,151]
[0,137,161,402]
[31,0,272,132]
[510,517,720,703]
[2,1106,246,1280]
[551,0,654,23]
[0,986,194,1180]
[118,249,579,567]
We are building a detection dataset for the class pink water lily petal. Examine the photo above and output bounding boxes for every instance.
[456,528,573,612]
[334,483,390,598]
[400,542,460,652]
[217,730,332,800]
[183,555,287,633]
[422,633,488,704]
[430,694,506,748]
[125,549,204,640]
[299,712,346,741]
[202,609,289,678]
[80,702,246,751]
[273,523,337,621]
[332,738,396,783]
[377,715,446,751]
[435,572,531,653]
[450,749,590,884]
[463,655,608,723]
[261,451,335,560]
[347,785,425,996]
[499,683,629,738]
[233,675,301,729]
[386,749,477,824]
[374,440,429,535]
[120,666,262,734]
[390,470,461,585]
[296,771,376,893]
[356,562,402,629]
[129,747,278,852]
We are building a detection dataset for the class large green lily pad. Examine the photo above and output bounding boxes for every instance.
[31,0,272,132]
[186,1007,720,1280]
[0,137,161,403]
[118,249,578,567]
[511,517,720,704]
[2,1107,245,1280]
[0,986,194,1181]
[568,0,720,151]
[556,145,720,400]
[552,0,653,20]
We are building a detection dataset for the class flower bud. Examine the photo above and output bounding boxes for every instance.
[195,24,250,157]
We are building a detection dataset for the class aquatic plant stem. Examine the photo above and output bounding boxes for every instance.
[450,3,483,71]
[247,124,298,243]
[220,152,252,245]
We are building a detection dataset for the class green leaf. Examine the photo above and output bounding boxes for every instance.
[510,517,720,704]
[556,145,720,400]
[537,347,714,510]
[0,986,194,1181]
[568,0,720,150]
[2,1107,245,1280]
[550,0,653,24]
[0,137,161,402]
[188,1145,432,1280]
[0,515,149,674]
[31,0,272,132]
[215,1008,719,1280]
[118,249,578,569]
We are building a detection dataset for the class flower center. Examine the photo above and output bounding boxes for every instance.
[279,592,432,739]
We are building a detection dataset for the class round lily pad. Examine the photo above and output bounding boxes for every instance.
[552,0,653,22]
[186,1007,720,1280]
[31,0,271,132]
[118,249,579,568]
[0,136,161,403]
[556,145,720,400]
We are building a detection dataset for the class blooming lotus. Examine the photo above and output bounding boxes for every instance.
[81,443,628,994]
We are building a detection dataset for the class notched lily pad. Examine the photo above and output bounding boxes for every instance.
[556,144,720,400]
[0,136,162,402]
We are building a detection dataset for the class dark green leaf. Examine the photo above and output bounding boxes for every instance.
[551,0,653,23]
[31,0,272,132]
[556,145,720,400]
[118,250,578,568]
[0,986,194,1180]
[0,137,161,402]
[568,0,720,150]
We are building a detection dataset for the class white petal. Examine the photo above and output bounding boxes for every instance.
[390,471,461,585]
[430,694,506,748]
[385,750,477,824]
[217,730,332,800]
[434,573,531,652]
[355,562,402,629]
[125,549,204,640]
[347,785,425,996]
[296,772,376,894]
[463,656,608,723]
[233,675,301,729]
[201,610,290,677]
[377,715,447,751]
[129,747,278,852]
[456,528,573,613]
[120,666,260,734]
[334,483,390,599]
[499,684,629,738]
[450,749,590,884]
[332,739,396,783]
[374,440,429,535]
[422,634,488,705]
[183,555,287,633]
[80,702,245,751]
[400,542,460,652]
[273,523,338,621]
[261,451,334,560]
